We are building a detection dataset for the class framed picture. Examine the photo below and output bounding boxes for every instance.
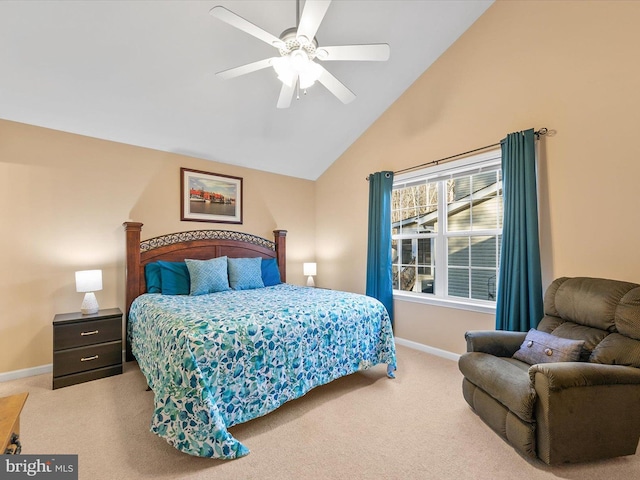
[180,168,243,224]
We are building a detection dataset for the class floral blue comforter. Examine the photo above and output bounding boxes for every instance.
[128,284,396,459]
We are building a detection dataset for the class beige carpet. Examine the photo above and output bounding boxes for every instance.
[1,346,638,480]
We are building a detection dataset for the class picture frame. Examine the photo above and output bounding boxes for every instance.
[180,167,243,224]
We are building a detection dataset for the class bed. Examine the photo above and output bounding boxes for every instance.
[123,222,396,459]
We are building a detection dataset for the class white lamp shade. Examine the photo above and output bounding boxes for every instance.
[75,270,103,293]
[303,263,317,276]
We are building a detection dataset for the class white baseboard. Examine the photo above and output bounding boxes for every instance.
[0,363,52,383]
[394,337,461,362]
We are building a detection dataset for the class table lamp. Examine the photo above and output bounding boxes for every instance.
[303,262,317,287]
[75,269,102,314]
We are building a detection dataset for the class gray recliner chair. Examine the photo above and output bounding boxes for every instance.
[458,277,640,464]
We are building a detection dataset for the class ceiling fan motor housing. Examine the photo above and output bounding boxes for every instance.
[277,27,318,59]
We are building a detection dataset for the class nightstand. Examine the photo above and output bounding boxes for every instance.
[52,308,123,389]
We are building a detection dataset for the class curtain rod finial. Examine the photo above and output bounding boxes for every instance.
[535,127,552,139]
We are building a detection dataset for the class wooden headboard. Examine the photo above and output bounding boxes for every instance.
[123,222,287,360]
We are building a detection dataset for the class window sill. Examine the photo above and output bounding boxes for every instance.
[393,291,496,315]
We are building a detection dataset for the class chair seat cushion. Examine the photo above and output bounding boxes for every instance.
[459,352,536,422]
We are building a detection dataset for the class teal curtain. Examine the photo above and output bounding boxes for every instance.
[366,171,394,325]
[495,129,543,331]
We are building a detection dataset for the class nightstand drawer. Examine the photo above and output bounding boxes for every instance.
[53,341,122,377]
[53,317,121,350]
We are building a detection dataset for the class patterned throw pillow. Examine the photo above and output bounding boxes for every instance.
[513,329,585,365]
[185,257,230,296]
[228,257,265,290]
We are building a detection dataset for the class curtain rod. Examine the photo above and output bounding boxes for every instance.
[367,128,549,180]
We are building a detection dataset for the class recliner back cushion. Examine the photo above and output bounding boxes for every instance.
[536,317,608,361]
[616,287,640,340]
[537,315,565,333]
[550,277,637,331]
[543,278,568,318]
[550,322,609,359]
[589,333,640,367]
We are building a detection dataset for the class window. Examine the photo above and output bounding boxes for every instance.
[391,150,502,310]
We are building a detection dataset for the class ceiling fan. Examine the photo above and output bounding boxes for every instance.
[210,0,390,108]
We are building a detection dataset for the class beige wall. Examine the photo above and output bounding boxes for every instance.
[4,0,640,373]
[316,0,640,354]
[0,120,315,373]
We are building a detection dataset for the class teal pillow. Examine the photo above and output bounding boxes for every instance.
[228,257,265,290]
[144,262,162,293]
[185,257,230,295]
[157,261,190,295]
[261,258,281,287]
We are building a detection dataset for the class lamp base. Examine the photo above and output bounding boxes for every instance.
[81,292,99,315]
[306,276,315,287]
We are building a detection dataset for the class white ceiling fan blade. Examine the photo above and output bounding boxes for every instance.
[210,6,283,48]
[277,78,297,109]
[216,58,276,80]
[297,0,331,44]
[317,44,390,62]
[317,65,355,104]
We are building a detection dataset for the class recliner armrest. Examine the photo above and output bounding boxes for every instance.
[531,361,640,464]
[464,330,527,356]
[529,362,640,390]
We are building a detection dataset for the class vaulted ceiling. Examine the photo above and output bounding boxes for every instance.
[0,1,493,180]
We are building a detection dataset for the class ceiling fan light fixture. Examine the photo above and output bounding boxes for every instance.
[290,49,309,72]
[272,57,296,86]
[299,61,322,89]
[272,51,322,89]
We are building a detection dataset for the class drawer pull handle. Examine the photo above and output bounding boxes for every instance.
[81,355,99,362]
[81,330,99,336]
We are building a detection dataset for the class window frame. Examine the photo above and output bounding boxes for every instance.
[392,149,502,314]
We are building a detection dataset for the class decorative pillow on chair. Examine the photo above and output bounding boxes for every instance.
[228,257,265,290]
[261,258,282,287]
[513,329,585,365]
[185,257,230,295]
